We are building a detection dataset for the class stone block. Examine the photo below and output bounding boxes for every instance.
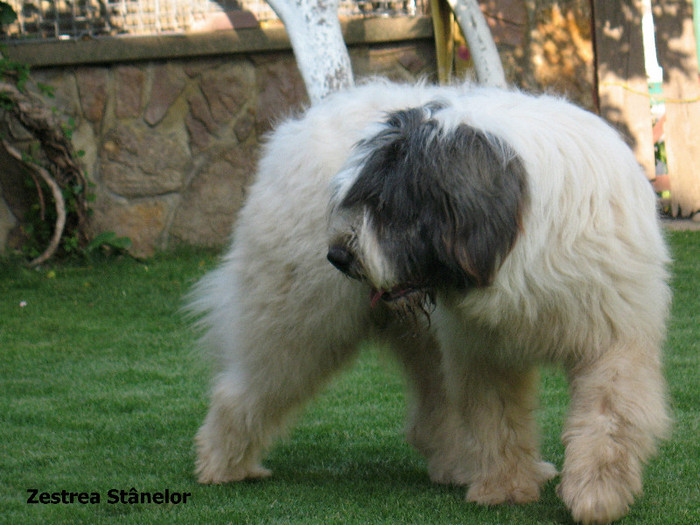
[255,54,308,135]
[170,145,256,246]
[115,65,145,119]
[71,120,98,181]
[90,192,177,258]
[199,62,254,125]
[31,69,82,119]
[75,67,109,123]
[186,90,217,151]
[234,108,256,142]
[183,58,223,78]
[100,122,190,198]
[397,46,432,75]
[145,64,187,126]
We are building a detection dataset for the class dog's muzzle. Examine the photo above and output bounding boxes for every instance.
[327,245,434,316]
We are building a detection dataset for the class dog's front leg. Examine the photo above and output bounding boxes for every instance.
[559,343,669,524]
[438,359,556,503]
[436,314,557,505]
[460,362,556,505]
[384,323,473,486]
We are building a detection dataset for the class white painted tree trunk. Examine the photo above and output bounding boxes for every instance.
[446,0,506,87]
[267,0,504,100]
[266,0,354,103]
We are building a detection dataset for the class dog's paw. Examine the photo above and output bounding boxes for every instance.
[195,437,271,484]
[557,470,638,525]
[466,478,540,505]
[427,463,470,486]
[558,437,644,524]
[466,460,558,505]
[196,460,272,484]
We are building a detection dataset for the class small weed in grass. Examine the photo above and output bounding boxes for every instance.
[0,233,698,524]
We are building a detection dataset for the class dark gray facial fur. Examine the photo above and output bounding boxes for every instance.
[329,102,529,308]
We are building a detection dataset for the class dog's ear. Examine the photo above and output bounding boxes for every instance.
[437,126,529,288]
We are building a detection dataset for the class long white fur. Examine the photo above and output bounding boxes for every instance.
[189,80,671,525]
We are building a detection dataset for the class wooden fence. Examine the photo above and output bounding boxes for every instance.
[594,0,700,218]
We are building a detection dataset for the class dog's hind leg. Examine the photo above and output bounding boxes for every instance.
[558,342,669,525]
[195,333,363,484]
[195,368,277,483]
[194,262,369,484]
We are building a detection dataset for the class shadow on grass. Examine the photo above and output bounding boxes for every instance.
[188,439,574,525]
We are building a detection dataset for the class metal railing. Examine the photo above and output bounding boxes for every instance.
[2,0,426,41]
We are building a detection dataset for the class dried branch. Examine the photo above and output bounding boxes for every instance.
[0,79,90,264]
[2,138,66,266]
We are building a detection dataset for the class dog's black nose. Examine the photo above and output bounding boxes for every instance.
[327,246,354,273]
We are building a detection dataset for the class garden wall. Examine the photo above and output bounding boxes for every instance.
[0,2,595,257]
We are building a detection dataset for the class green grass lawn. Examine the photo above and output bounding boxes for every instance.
[1,231,698,525]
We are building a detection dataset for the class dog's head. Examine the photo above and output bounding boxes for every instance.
[327,102,528,313]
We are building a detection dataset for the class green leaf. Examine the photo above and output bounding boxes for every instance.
[37,82,55,99]
[0,2,18,27]
[86,232,133,253]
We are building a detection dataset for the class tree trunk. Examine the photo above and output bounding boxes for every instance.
[446,0,506,87]
[266,0,354,103]
[593,0,656,179]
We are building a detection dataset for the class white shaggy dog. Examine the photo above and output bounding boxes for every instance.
[189,80,671,525]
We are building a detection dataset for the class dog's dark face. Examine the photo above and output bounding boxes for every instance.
[327,103,529,313]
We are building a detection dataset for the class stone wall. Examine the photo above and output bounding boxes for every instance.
[0,2,595,257]
[2,40,436,257]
